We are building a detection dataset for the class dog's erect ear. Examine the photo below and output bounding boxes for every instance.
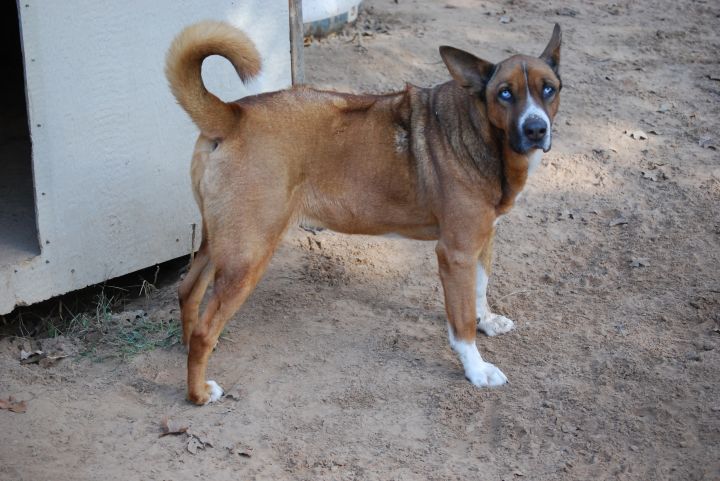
[540,23,562,73]
[439,46,495,95]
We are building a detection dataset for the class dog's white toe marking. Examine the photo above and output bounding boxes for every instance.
[205,380,224,404]
[478,313,515,337]
[466,360,508,387]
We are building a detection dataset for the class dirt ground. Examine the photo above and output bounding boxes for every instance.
[2,0,719,479]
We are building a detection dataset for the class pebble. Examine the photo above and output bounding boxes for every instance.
[699,341,714,351]
[561,423,577,433]
[685,351,701,361]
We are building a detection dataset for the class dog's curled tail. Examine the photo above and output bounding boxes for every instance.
[165,21,261,139]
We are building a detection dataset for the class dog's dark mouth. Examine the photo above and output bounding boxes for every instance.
[509,130,547,155]
[510,142,549,155]
[510,136,551,155]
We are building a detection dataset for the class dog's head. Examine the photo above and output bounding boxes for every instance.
[440,24,562,154]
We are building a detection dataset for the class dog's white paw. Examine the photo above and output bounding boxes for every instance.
[449,332,509,388]
[466,361,508,387]
[477,313,515,336]
[205,380,224,404]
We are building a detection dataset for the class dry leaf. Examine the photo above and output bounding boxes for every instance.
[39,354,69,368]
[185,429,214,454]
[228,441,254,458]
[20,349,42,360]
[187,429,214,448]
[0,396,28,414]
[159,416,189,437]
[19,350,45,364]
[187,436,204,454]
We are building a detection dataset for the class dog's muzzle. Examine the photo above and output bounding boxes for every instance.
[521,116,551,152]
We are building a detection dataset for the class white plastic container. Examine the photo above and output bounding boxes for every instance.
[303,0,362,37]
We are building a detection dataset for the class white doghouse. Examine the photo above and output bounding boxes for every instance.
[0,1,294,314]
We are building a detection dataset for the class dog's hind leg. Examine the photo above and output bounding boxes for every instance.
[178,241,214,347]
[186,205,294,405]
[475,230,515,336]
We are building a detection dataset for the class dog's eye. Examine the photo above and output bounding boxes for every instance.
[543,86,555,98]
[498,88,513,101]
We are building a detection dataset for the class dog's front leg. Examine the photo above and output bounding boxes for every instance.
[436,241,508,387]
[476,231,515,336]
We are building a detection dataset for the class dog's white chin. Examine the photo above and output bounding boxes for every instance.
[527,149,544,175]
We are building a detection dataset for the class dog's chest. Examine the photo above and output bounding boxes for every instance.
[495,149,544,226]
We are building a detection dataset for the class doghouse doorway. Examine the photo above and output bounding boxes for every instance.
[0,2,39,268]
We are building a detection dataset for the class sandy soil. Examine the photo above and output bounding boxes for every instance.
[2,0,719,479]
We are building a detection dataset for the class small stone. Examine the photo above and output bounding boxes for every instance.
[641,169,667,182]
[555,7,578,16]
[699,138,717,150]
[695,340,715,351]
[561,423,577,433]
[629,130,648,140]
[630,257,650,268]
[685,351,701,362]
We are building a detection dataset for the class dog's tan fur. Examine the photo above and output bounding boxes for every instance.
[166,21,562,404]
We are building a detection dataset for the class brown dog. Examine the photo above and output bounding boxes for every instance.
[166,21,562,405]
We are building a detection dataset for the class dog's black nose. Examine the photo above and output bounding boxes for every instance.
[523,117,547,141]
